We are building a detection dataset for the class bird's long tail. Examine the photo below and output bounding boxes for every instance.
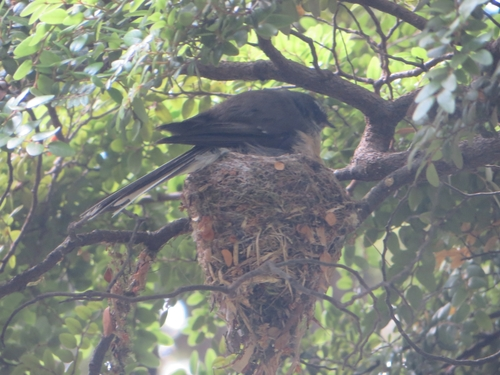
[81,146,225,220]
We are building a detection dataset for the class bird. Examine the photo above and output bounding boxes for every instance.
[81,89,333,220]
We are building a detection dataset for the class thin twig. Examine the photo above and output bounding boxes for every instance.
[0,151,13,208]
[444,182,500,197]
[289,30,323,74]
[0,218,190,299]
[106,215,145,292]
[0,155,43,273]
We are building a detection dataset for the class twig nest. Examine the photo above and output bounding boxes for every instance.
[183,152,358,374]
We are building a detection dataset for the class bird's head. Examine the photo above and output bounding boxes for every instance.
[286,91,334,131]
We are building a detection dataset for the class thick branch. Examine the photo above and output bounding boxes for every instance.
[0,218,190,300]
[345,0,427,30]
[356,136,500,221]
[190,59,410,125]
[88,335,115,375]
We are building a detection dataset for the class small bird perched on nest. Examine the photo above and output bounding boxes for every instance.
[81,89,333,220]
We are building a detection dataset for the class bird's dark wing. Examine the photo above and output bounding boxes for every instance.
[157,121,297,151]
[157,91,331,148]
[80,146,225,220]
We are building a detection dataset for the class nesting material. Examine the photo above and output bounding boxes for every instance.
[183,152,358,374]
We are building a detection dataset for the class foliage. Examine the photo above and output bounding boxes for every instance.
[1,0,500,374]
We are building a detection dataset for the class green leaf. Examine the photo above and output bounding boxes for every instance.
[462,57,480,75]
[416,265,437,291]
[108,88,123,104]
[441,74,457,91]
[132,97,149,125]
[20,1,45,16]
[221,41,239,56]
[14,37,39,57]
[29,3,49,24]
[186,291,205,306]
[191,315,205,331]
[2,58,17,75]
[26,142,44,156]
[450,143,463,169]
[182,98,195,119]
[426,162,440,187]
[405,285,423,309]
[451,303,470,323]
[39,50,61,65]
[408,187,423,211]
[0,135,10,147]
[155,103,172,123]
[70,34,88,53]
[20,353,41,367]
[177,4,197,27]
[65,318,82,334]
[40,8,67,24]
[415,82,440,103]
[437,90,455,114]
[54,349,74,363]
[124,29,144,46]
[411,47,427,59]
[63,12,84,26]
[48,142,75,157]
[308,0,321,16]
[74,306,92,320]
[159,309,169,327]
[59,333,77,349]
[471,49,493,66]
[465,263,485,278]
[30,23,49,47]
[474,310,493,331]
[427,45,447,59]
[459,0,489,18]
[256,23,278,39]
[85,63,103,75]
[189,349,199,374]
[412,97,435,122]
[299,17,317,30]
[36,74,55,94]
[366,56,381,80]
[43,349,55,370]
[233,30,248,47]
[205,348,217,373]
[7,137,25,149]
[110,138,124,152]
[451,286,467,307]
[265,14,295,28]
[136,351,160,368]
[127,149,143,175]
[451,52,468,69]
[468,276,488,289]
[26,95,55,109]
[13,60,33,80]
[91,75,105,88]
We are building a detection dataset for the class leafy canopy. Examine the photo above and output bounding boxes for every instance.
[1,0,500,374]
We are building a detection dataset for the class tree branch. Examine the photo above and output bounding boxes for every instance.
[0,151,13,209]
[344,0,427,30]
[88,334,115,375]
[355,136,500,221]
[0,155,43,273]
[189,58,398,124]
[0,218,190,300]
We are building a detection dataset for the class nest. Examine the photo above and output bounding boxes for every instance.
[183,152,358,375]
